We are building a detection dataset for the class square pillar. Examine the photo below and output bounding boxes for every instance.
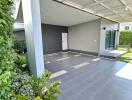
[22,0,44,77]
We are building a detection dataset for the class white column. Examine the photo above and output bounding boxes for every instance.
[22,0,44,77]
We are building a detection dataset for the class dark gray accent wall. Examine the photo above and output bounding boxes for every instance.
[14,30,25,40]
[14,24,68,54]
[41,24,68,54]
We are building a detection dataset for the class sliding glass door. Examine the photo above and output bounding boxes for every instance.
[105,30,116,50]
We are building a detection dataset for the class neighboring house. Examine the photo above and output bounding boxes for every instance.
[120,22,132,30]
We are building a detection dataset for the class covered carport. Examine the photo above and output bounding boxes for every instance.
[15,0,100,76]
[14,0,132,76]
[13,0,132,100]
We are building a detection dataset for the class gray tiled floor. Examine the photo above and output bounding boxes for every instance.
[45,52,132,100]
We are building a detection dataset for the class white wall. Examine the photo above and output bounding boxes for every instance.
[68,19,100,53]
[99,18,120,55]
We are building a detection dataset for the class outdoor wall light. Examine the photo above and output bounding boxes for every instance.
[125,6,128,11]
[103,27,106,30]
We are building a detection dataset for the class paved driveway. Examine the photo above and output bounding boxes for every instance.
[45,52,132,100]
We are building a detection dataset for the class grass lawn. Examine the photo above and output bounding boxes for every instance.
[116,47,132,64]
[116,48,132,64]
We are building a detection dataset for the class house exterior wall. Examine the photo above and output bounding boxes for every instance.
[68,19,101,54]
[14,24,68,54]
[14,30,25,40]
[14,18,119,56]
[99,18,120,55]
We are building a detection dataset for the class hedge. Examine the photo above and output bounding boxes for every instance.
[0,0,16,99]
[119,30,132,47]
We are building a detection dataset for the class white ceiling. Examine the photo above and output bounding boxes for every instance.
[54,0,132,22]
[39,0,99,26]
[16,0,132,26]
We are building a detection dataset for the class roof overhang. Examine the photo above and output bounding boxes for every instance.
[14,0,132,27]
[40,0,100,26]
[53,0,132,23]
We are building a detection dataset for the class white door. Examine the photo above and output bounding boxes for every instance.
[62,33,68,50]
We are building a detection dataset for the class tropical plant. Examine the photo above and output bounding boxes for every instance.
[35,70,61,100]
[0,0,16,99]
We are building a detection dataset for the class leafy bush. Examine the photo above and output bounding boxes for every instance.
[12,69,34,99]
[14,53,62,100]
[13,70,61,100]
[14,40,27,53]
[119,30,132,47]
[0,0,17,99]
[16,53,28,72]
[34,71,61,100]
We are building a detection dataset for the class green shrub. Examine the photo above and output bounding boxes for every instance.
[36,70,61,100]
[119,30,132,47]
[13,70,61,100]
[0,0,16,99]
[16,53,28,72]
[14,40,27,53]
[14,53,62,99]
[12,70,34,99]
